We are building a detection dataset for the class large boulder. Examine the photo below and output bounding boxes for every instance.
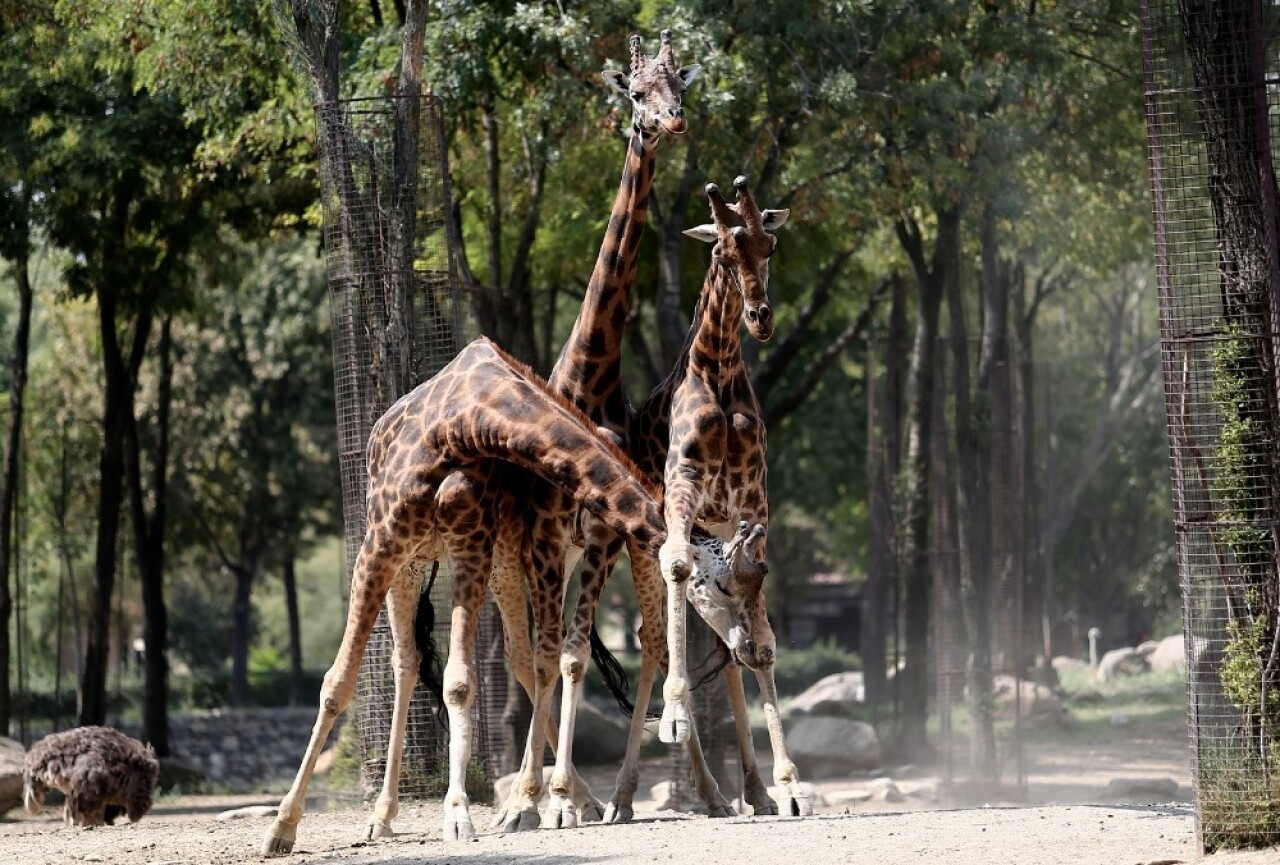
[1097,647,1149,682]
[0,736,22,817]
[784,716,880,778]
[783,671,865,721]
[1148,635,1186,675]
[990,676,1073,729]
[567,701,630,766]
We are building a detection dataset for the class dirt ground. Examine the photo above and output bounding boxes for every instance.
[2,712,1275,865]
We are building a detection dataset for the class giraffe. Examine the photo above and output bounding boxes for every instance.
[261,336,742,854]
[485,29,705,832]
[603,176,813,821]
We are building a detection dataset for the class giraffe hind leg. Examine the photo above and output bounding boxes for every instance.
[264,527,409,855]
[367,565,429,840]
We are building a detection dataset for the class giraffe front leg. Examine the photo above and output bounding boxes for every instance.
[264,538,399,855]
[605,549,664,824]
[658,489,698,745]
[750,604,811,818]
[724,660,775,816]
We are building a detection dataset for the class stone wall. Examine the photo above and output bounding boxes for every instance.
[118,708,344,793]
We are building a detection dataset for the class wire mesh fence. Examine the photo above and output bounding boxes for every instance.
[1141,0,1280,851]
[315,92,501,801]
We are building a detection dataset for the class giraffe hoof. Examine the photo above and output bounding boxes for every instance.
[658,703,691,744]
[365,819,394,841]
[782,791,813,817]
[542,799,580,830]
[707,802,737,819]
[603,802,634,824]
[578,801,605,823]
[496,807,540,833]
[445,816,476,842]
[261,821,297,856]
[751,799,779,816]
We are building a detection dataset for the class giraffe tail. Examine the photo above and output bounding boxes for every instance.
[414,569,449,732]
[589,627,660,721]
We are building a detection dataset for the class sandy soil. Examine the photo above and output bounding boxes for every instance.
[2,715,1273,865]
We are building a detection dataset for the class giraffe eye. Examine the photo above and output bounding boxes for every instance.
[715,580,730,597]
[630,90,645,100]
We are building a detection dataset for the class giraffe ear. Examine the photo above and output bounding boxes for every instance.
[676,64,701,90]
[761,208,790,232]
[602,69,630,96]
[682,223,718,244]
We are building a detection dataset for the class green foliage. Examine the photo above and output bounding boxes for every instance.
[1200,747,1280,852]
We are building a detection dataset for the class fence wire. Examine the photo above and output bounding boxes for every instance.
[1141,0,1280,851]
[315,93,501,800]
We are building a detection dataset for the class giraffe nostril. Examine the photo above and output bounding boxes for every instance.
[746,309,758,323]
[757,305,772,323]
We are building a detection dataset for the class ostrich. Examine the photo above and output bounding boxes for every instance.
[23,726,160,827]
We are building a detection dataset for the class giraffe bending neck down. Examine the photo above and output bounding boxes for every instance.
[264,338,666,854]
[488,29,707,833]
[605,176,812,820]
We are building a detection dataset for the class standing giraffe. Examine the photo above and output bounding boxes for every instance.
[606,176,812,820]
[486,29,704,832]
[262,337,696,853]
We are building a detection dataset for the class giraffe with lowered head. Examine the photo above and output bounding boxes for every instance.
[607,176,812,820]
[262,337,761,852]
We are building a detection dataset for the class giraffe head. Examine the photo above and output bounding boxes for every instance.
[683,176,790,342]
[602,30,700,137]
[686,522,771,669]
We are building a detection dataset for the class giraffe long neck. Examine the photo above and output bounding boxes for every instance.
[684,261,745,386]
[376,338,666,555]
[549,128,659,424]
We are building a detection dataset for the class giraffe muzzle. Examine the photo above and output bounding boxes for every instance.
[745,304,775,341]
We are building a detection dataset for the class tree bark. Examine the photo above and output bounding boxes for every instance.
[895,209,956,755]
[81,293,151,726]
[126,316,172,755]
[283,552,305,706]
[863,275,909,710]
[0,247,32,734]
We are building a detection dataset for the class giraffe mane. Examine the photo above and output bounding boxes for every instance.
[484,339,665,506]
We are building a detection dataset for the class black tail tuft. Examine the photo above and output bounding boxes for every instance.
[415,565,449,732]
[590,625,641,718]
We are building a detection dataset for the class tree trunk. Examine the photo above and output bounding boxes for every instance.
[82,295,150,726]
[947,206,996,787]
[863,276,909,711]
[127,317,172,755]
[283,553,305,706]
[230,559,256,707]
[1178,0,1280,753]
[0,251,32,734]
[895,209,956,755]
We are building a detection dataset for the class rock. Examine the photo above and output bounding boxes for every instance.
[1106,777,1181,800]
[990,676,1073,729]
[494,767,553,806]
[1148,635,1186,674]
[826,788,873,807]
[1051,656,1089,671]
[158,757,207,794]
[217,804,279,820]
[784,672,865,723]
[0,736,24,817]
[1135,640,1160,658]
[1096,647,1149,682]
[784,716,881,778]
[767,782,823,808]
[1069,686,1106,705]
[867,777,904,803]
[568,701,630,766]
